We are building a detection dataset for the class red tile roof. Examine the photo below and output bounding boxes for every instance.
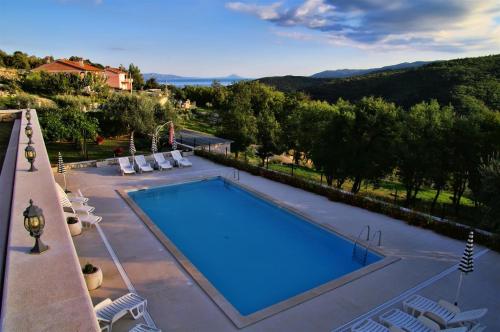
[33,59,102,72]
[104,67,126,74]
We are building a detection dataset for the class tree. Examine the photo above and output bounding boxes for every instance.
[348,97,400,193]
[256,109,282,167]
[218,83,257,159]
[39,106,99,156]
[128,63,144,90]
[477,156,500,230]
[398,100,454,207]
[101,94,157,136]
[144,77,162,90]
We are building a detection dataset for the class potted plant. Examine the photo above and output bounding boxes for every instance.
[82,263,103,291]
[67,216,82,237]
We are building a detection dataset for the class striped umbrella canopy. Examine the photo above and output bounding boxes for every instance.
[151,134,158,154]
[454,231,474,305]
[57,152,70,192]
[57,152,66,174]
[129,132,136,156]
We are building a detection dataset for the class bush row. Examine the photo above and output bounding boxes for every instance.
[195,149,500,251]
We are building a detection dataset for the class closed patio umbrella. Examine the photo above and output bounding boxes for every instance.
[169,123,177,150]
[57,152,70,193]
[129,132,136,169]
[454,230,474,305]
[151,134,158,154]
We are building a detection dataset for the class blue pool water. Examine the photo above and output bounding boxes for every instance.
[129,178,382,316]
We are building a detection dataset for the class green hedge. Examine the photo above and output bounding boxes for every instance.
[196,149,500,251]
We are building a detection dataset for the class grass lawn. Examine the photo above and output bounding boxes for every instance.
[46,136,151,165]
[267,162,474,207]
[181,107,218,135]
[0,122,13,171]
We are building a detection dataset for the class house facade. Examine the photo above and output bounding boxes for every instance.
[103,67,133,91]
[33,59,133,91]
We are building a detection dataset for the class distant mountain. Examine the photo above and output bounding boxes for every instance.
[257,54,500,109]
[142,73,245,81]
[311,61,431,78]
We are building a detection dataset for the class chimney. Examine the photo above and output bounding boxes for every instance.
[79,59,85,66]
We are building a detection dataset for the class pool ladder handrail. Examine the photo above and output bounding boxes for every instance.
[371,229,382,247]
[222,168,240,187]
[352,225,370,265]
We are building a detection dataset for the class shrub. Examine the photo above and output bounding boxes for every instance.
[113,147,124,156]
[82,263,97,274]
[196,149,499,251]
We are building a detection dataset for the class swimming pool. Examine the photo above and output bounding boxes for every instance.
[127,177,384,323]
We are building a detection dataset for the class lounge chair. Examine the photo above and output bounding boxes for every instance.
[403,295,488,328]
[351,318,399,332]
[129,324,161,332]
[56,184,96,215]
[380,309,467,332]
[153,153,172,170]
[64,212,102,228]
[119,157,136,175]
[171,150,192,167]
[56,182,89,204]
[134,155,154,173]
[94,293,147,332]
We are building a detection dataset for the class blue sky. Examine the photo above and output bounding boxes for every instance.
[1,0,499,77]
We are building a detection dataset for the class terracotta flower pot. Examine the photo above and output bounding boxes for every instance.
[83,266,103,291]
[67,217,82,237]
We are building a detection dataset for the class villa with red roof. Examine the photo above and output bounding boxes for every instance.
[33,59,133,91]
[103,66,133,91]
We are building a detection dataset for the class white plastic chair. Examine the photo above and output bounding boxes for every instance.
[94,293,147,332]
[119,157,136,175]
[171,150,192,167]
[403,295,488,328]
[153,153,172,170]
[134,155,154,173]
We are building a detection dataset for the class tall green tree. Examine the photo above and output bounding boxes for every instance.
[101,94,156,136]
[256,109,282,167]
[397,101,450,207]
[348,97,400,193]
[128,63,144,91]
[218,83,257,158]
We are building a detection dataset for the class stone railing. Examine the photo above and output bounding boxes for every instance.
[0,109,99,331]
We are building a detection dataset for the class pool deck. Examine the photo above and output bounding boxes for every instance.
[66,156,500,331]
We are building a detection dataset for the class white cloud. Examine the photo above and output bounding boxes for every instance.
[227,0,500,51]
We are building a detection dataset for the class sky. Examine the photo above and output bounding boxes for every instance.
[1,0,499,77]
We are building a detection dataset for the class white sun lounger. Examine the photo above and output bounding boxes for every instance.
[134,155,154,173]
[56,184,95,214]
[95,293,147,332]
[56,182,89,203]
[153,153,172,170]
[380,309,467,332]
[119,157,136,175]
[403,295,488,328]
[351,318,395,332]
[64,212,102,228]
[129,324,161,332]
[171,150,192,167]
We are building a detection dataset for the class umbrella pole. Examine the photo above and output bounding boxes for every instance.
[454,272,464,306]
[63,173,68,193]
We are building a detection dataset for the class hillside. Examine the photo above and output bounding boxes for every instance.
[258,55,500,109]
[311,61,430,78]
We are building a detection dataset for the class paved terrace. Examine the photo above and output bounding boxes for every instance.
[66,157,499,331]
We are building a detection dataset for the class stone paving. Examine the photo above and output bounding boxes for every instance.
[66,156,500,331]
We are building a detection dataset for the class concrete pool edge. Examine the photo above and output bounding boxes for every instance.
[117,176,400,329]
